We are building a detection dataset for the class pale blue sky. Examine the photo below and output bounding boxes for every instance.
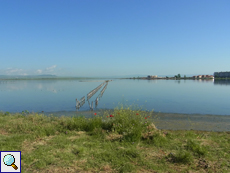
[1,0,230,77]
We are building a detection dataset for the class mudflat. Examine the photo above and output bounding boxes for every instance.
[152,112,230,132]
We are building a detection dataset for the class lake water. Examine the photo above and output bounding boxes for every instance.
[0,78,229,116]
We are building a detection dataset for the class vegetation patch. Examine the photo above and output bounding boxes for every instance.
[0,106,229,172]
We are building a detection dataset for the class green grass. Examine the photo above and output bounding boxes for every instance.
[0,107,230,172]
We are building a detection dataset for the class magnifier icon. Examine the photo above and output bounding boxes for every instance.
[3,154,18,170]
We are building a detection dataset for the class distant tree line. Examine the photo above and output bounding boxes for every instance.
[174,74,181,78]
[174,74,187,79]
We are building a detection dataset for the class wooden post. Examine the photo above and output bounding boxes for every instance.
[76,99,80,110]
[95,97,98,108]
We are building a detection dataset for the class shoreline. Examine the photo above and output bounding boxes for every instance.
[48,111,230,132]
[152,112,230,132]
[5,110,230,132]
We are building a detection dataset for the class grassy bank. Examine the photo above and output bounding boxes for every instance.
[0,108,230,172]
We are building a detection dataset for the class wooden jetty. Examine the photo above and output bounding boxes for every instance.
[76,96,85,110]
[76,80,111,111]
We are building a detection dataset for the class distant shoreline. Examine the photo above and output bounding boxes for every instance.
[120,77,230,80]
[1,76,230,80]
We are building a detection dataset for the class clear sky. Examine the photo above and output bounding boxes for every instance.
[1,0,230,77]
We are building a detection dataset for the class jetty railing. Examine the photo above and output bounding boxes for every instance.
[87,82,106,100]
[76,80,111,111]
[76,96,85,110]
[93,81,109,109]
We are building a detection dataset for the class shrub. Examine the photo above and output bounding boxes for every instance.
[185,139,207,156]
[4,112,10,116]
[100,106,154,142]
[168,150,193,164]
[142,131,168,147]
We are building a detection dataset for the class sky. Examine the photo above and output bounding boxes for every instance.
[1,0,230,77]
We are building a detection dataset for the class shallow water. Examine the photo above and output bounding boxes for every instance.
[0,78,230,116]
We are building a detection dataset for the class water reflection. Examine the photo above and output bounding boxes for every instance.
[173,79,214,84]
[214,79,230,85]
[175,80,181,84]
[147,80,157,83]
[0,80,59,93]
[195,79,214,83]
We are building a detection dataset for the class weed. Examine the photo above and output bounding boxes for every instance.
[167,149,193,164]
[185,139,208,156]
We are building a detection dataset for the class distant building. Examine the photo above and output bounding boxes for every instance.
[206,75,214,78]
[214,71,230,78]
[193,75,213,79]
[147,75,157,78]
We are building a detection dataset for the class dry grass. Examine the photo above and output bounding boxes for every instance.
[106,133,123,141]
[22,136,54,154]
[0,128,8,135]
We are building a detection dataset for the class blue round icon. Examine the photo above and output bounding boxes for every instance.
[3,154,15,166]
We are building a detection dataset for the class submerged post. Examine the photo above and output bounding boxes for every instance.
[76,99,80,110]
[95,97,98,108]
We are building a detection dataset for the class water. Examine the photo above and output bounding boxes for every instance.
[0,78,230,116]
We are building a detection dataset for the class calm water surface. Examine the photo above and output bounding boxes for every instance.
[0,79,229,115]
